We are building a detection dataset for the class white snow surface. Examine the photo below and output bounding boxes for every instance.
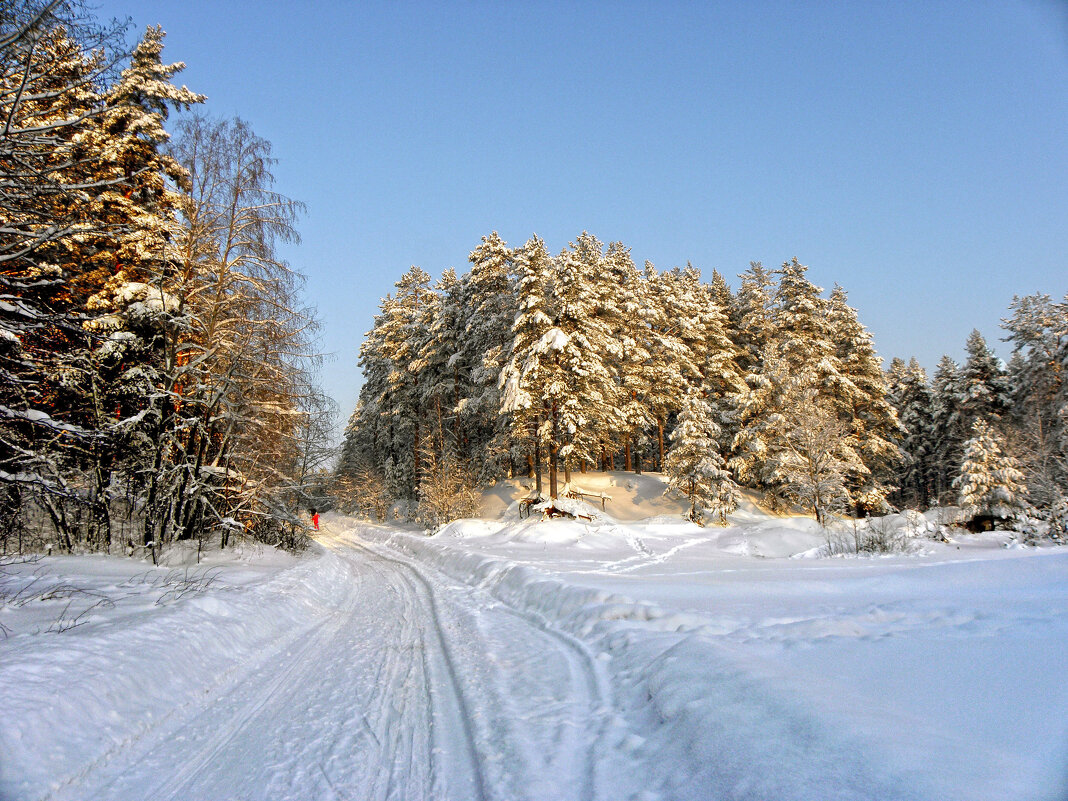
[2,473,1066,801]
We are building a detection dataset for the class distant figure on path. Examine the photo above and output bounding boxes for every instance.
[311,509,320,531]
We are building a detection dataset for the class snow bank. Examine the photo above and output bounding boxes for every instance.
[0,546,343,799]
[353,516,1068,801]
[361,526,906,799]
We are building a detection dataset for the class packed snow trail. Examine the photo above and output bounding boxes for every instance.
[8,527,615,801]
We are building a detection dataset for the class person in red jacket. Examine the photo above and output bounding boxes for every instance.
[310,509,320,531]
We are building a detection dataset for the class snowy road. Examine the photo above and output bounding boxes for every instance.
[5,509,1066,801]
[16,529,616,801]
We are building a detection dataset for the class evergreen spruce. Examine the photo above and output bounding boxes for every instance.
[664,391,739,525]
[954,418,1029,527]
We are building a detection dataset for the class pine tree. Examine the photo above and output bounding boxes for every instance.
[772,258,836,382]
[1002,293,1068,511]
[664,391,738,525]
[959,329,1009,427]
[1,15,203,551]
[459,232,516,479]
[552,233,619,484]
[731,260,860,505]
[930,355,968,503]
[417,268,466,466]
[887,358,937,508]
[730,261,776,377]
[642,262,698,470]
[602,241,652,472]
[954,418,1029,527]
[825,285,901,511]
[499,235,554,496]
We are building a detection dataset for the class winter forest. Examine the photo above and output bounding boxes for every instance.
[1,2,333,559]
[3,2,1068,798]
[339,230,1067,536]
[3,0,1067,561]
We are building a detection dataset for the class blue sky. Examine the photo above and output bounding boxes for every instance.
[96,0,1068,427]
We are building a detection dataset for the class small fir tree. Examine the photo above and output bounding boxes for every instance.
[953,419,1029,527]
[664,392,739,525]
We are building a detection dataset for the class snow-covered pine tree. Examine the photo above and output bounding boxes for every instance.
[0,17,202,551]
[459,232,516,480]
[886,358,937,509]
[930,355,968,503]
[708,269,735,315]
[601,242,652,472]
[499,235,554,496]
[730,261,776,377]
[339,269,434,511]
[1,19,121,548]
[664,391,739,525]
[825,285,901,512]
[417,269,467,464]
[732,260,866,507]
[77,26,203,550]
[1002,293,1068,511]
[691,270,745,454]
[552,233,620,484]
[728,334,813,506]
[772,258,837,382]
[959,329,1010,428]
[643,264,701,466]
[347,310,392,481]
[377,267,434,499]
[953,418,1029,529]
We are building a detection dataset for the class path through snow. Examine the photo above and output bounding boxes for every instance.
[2,528,619,801]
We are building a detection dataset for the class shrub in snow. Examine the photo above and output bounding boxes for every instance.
[416,447,481,532]
[953,419,1029,530]
[1049,497,1068,544]
[819,515,922,556]
[332,468,390,520]
[1017,496,1068,545]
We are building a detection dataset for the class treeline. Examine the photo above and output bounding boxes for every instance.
[888,297,1067,527]
[340,231,1066,532]
[340,233,895,525]
[1,2,331,557]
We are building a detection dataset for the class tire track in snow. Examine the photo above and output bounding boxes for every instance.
[41,529,611,801]
[342,531,609,801]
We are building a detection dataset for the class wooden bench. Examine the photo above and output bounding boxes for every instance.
[563,485,611,510]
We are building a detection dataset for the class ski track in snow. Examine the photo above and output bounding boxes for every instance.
[24,527,613,801]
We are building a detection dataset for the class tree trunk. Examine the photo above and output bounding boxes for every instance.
[658,417,666,471]
[548,404,558,499]
[534,413,543,497]
[624,437,632,471]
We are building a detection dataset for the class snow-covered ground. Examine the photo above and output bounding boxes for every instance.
[2,472,1066,800]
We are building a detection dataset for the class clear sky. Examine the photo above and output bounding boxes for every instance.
[94,0,1068,430]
